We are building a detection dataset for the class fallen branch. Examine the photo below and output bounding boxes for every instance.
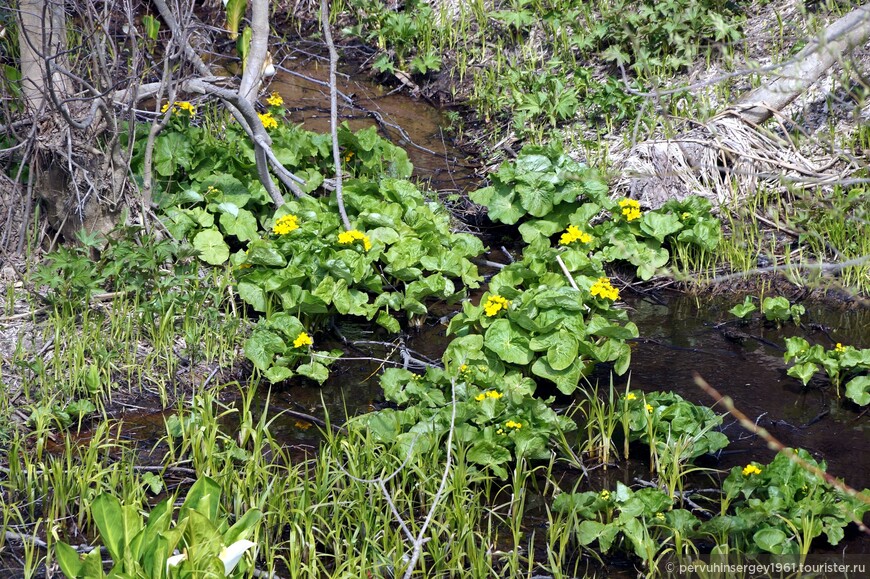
[617,4,870,209]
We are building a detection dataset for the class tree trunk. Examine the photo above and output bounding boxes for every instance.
[618,3,870,209]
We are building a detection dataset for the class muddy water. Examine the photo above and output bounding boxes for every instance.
[268,57,479,195]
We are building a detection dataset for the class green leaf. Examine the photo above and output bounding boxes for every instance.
[729,296,757,319]
[467,441,511,468]
[845,375,870,406]
[154,132,193,177]
[245,329,285,371]
[92,494,125,564]
[376,310,401,333]
[219,208,258,241]
[55,542,84,578]
[547,330,579,371]
[753,527,789,553]
[484,319,533,365]
[297,361,330,384]
[640,211,683,242]
[517,184,553,217]
[193,229,230,265]
[237,281,267,312]
[787,362,818,386]
[485,191,525,225]
[531,357,585,395]
[264,366,294,383]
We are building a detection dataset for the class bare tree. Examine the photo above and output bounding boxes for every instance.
[1,0,304,255]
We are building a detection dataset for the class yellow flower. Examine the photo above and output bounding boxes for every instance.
[559,224,592,246]
[600,490,611,500]
[293,332,313,348]
[835,343,846,353]
[258,111,278,130]
[742,464,762,476]
[655,512,666,521]
[266,92,284,107]
[161,101,196,116]
[645,403,654,413]
[344,151,355,162]
[474,390,503,402]
[590,277,619,301]
[505,420,522,429]
[618,198,642,221]
[459,364,469,373]
[272,214,299,235]
[483,294,510,317]
[337,229,372,251]
[681,212,691,220]
[625,392,637,401]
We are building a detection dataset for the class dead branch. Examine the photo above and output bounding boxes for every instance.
[321,0,351,230]
[617,4,870,210]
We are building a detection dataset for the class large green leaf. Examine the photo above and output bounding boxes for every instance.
[546,330,579,371]
[640,211,683,242]
[245,329,285,371]
[219,207,258,241]
[237,281,267,312]
[192,229,229,265]
[484,319,533,365]
[154,132,193,177]
[845,375,870,406]
[485,192,524,225]
[92,494,126,564]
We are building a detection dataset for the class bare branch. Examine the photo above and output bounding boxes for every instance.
[320,0,351,230]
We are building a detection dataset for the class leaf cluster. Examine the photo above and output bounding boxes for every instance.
[56,477,261,579]
[784,337,870,406]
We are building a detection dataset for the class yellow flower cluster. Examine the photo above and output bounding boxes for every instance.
[474,390,503,402]
[258,111,278,130]
[590,277,619,301]
[337,229,372,251]
[655,512,666,521]
[483,294,510,317]
[293,332,313,348]
[266,92,284,107]
[161,101,196,116]
[619,198,642,221]
[645,403,654,413]
[272,214,299,235]
[559,224,592,246]
[835,342,846,353]
[742,464,762,476]
[600,490,611,500]
[505,419,522,429]
[625,392,637,401]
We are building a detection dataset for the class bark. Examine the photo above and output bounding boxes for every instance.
[17,0,71,114]
[619,3,870,209]
[238,0,270,105]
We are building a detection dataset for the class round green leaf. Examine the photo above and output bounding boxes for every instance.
[484,319,533,365]
[547,331,579,371]
[193,228,229,265]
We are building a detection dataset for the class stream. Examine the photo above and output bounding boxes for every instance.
[54,55,870,558]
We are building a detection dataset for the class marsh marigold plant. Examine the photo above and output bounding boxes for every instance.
[590,277,619,301]
[272,214,299,235]
[293,332,313,348]
[619,198,642,221]
[559,224,592,245]
[483,294,510,316]
[337,229,372,251]
[161,101,196,116]
[258,112,278,130]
